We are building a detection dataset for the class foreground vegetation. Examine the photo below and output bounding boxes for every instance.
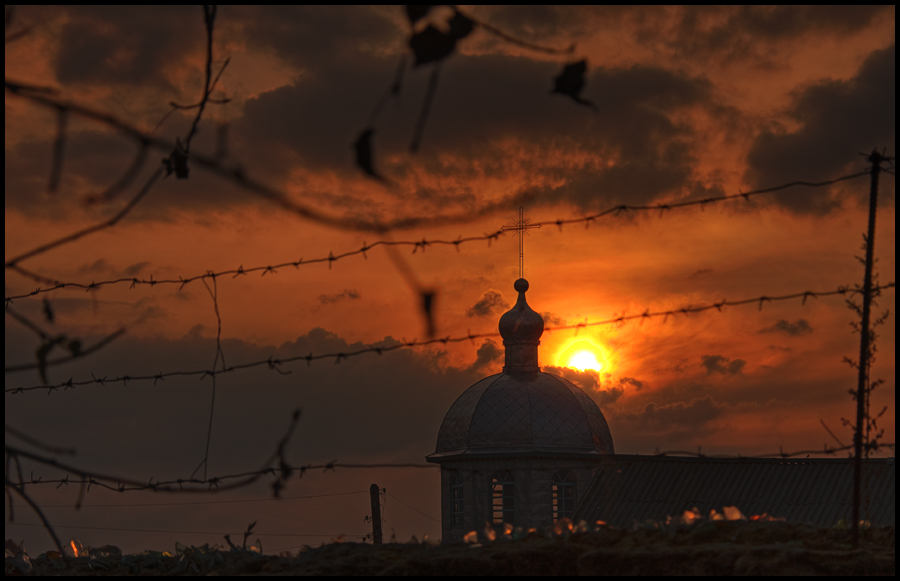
[6,521,895,576]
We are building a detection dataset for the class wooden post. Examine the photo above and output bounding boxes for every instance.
[370,483,383,544]
[852,150,885,547]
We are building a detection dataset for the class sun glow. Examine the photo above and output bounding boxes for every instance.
[558,339,610,372]
[569,350,602,371]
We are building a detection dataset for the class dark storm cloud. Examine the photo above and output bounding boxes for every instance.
[759,318,813,336]
[700,354,746,375]
[237,51,716,209]
[9,6,720,218]
[50,6,201,89]
[466,289,508,317]
[745,44,895,214]
[473,6,610,47]
[661,6,889,63]
[240,6,403,72]
[318,289,360,305]
[622,395,723,430]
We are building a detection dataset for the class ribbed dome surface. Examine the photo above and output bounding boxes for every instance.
[429,371,615,458]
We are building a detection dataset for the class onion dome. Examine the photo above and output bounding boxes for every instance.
[498,278,544,374]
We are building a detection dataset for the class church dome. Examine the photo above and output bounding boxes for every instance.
[429,278,614,460]
[428,371,615,458]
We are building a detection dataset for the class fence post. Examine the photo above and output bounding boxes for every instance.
[852,149,886,547]
[370,483,383,544]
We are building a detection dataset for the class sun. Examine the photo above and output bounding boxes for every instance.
[558,339,609,372]
[569,350,602,371]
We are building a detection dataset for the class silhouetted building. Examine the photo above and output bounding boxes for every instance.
[426,278,615,541]
[427,279,895,540]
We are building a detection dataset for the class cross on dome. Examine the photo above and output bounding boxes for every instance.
[501,206,541,279]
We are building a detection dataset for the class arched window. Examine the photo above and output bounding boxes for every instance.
[552,471,576,523]
[450,472,464,526]
[491,471,515,525]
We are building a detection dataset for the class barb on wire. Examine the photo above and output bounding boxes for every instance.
[6,168,870,302]
[7,282,894,394]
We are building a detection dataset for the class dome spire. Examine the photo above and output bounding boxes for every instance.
[499,278,544,373]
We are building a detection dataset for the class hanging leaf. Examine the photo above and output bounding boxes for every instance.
[353,128,383,180]
[552,60,598,111]
[408,11,474,66]
[421,290,436,338]
[42,297,54,323]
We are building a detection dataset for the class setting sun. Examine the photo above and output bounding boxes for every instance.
[569,350,602,371]
[558,339,609,372]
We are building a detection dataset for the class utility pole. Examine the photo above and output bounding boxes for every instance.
[852,149,887,547]
[370,483,383,544]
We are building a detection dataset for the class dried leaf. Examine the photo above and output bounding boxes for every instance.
[405,5,433,25]
[353,128,383,180]
[552,60,598,111]
[408,12,473,66]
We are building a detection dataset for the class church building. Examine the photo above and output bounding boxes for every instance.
[427,277,895,540]
[426,278,615,541]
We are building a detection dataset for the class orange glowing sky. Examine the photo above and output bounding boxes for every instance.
[5,6,895,554]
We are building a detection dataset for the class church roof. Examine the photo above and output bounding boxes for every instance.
[428,278,614,461]
[427,372,615,459]
[572,455,896,528]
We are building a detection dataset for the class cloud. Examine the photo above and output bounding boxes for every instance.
[124,261,152,276]
[622,395,723,430]
[318,289,361,305]
[759,318,813,336]
[744,43,895,213]
[542,366,641,405]
[466,289,508,317]
[658,6,889,64]
[700,354,746,375]
[689,268,713,277]
[467,338,503,373]
[539,311,565,326]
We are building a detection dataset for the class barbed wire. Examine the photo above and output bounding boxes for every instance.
[9,444,893,495]
[6,281,894,394]
[4,168,872,302]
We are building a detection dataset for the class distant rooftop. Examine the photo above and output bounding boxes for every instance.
[573,455,895,528]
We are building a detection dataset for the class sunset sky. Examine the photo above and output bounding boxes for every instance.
[5,6,895,555]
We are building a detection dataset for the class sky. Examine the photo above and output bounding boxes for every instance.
[4,5,896,555]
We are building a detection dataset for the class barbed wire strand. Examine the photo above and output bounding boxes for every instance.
[6,281,894,392]
[4,168,871,302]
[8,444,894,496]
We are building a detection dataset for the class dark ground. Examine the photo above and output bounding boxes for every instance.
[5,521,895,575]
